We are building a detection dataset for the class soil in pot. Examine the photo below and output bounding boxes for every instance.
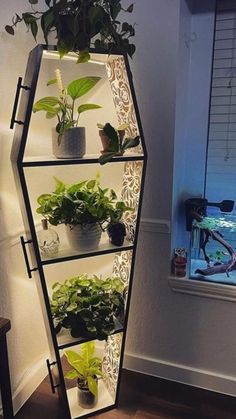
[66,223,102,251]
[107,222,126,246]
[52,127,86,159]
[77,378,98,409]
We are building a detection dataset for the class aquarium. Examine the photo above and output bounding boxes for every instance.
[190,208,236,285]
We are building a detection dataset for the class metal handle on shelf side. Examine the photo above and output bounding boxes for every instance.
[20,236,37,279]
[10,77,31,129]
[46,360,60,394]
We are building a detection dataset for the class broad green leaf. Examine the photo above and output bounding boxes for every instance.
[65,350,83,365]
[77,104,102,114]
[87,376,98,397]
[46,111,58,119]
[33,96,59,113]
[97,123,104,129]
[67,77,101,100]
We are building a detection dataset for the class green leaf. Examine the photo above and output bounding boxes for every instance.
[41,9,54,42]
[99,152,116,165]
[5,25,14,35]
[46,78,57,86]
[127,4,134,12]
[33,96,59,113]
[117,123,129,131]
[87,376,98,397]
[86,179,96,190]
[64,370,78,380]
[122,136,140,151]
[54,177,66,194]
[67,77,101,100]
[77,51,91,64]
[77,104,102,115]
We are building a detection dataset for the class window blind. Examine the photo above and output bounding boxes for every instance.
[205,0,236,204]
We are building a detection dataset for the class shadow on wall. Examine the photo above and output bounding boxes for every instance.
[0,129,48,401]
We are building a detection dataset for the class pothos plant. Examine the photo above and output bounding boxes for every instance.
[65,341,103,398]
[5,0,136,62]
[36,176,132,228]
[33,68,101,141]
[50,274,125,339]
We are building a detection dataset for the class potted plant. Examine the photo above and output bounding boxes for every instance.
[64,342,103,409]
[36,176,132,251]
[97,122,140,165]
[5,0,136,62]
[50,274,125,339]
[33,69,101,158]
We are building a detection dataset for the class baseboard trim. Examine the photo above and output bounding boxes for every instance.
[124,352,236,397]
[12,355,48,414]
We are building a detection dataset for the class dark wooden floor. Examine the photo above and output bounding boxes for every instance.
[15,369,236,419]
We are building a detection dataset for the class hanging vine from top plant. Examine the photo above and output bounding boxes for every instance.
[5,0,136,62]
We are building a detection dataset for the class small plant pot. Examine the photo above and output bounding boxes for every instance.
[66,223,102,251]
[77,378,98,409]
[107,222,126,246]
[99,130,111,153]
[52,127,86,159]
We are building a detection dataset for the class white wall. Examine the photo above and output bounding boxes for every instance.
[2,0,236,414]
[124,0,236,397]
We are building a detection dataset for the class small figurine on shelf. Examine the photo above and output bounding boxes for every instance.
[37,219,60,258]
[172,248,187,278]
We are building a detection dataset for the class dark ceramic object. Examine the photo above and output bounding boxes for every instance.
[77,378,98,409]
[107,222,126,246]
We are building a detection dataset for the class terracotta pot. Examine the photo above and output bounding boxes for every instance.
[52,127,86,159]
[66,223,102,251]
[99,130,111,152]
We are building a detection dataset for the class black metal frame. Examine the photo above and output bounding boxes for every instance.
[11,44,147,419]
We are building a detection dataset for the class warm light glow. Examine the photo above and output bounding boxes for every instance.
[43,50,105,65]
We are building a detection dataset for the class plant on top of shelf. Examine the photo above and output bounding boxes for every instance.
[50,274,125,340]
[5,0,136,62]
[64,341,103,409]
[36,175,132,251]
[33,69,101,159]
[98,122,140,165]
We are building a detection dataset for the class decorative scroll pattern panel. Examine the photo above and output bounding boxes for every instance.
[103,332,122,400]
[106,57,143,241]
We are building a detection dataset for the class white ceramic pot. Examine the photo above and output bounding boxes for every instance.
[66,223,102,251]
[52,127,86,159]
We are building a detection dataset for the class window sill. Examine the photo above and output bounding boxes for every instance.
[168,276,236,302]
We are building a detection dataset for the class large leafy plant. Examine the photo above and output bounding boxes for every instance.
[98,122,140,165]
[50,274,125,339]
[36,176,132,226]
[65,341,103,397]
[5,0,136,61]
[33,69,101,140]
